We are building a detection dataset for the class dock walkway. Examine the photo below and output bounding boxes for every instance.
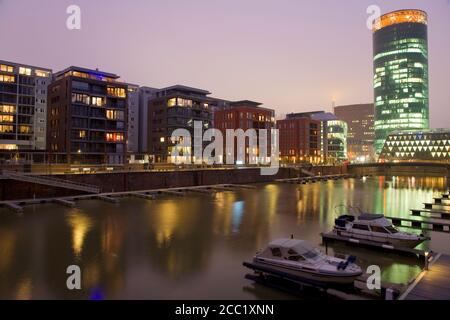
[401,254,450,300]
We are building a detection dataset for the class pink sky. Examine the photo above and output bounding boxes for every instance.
[1,0,449,127]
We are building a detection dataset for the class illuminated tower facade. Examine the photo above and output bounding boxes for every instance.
[373,9,429,154]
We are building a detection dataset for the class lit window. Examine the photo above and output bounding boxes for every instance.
[19,125,31,134]
[0,125,14,133]
[160,137,165,143]
[0,105,16,113]
[0,64,14,73]
[167,98,177,107]
[0,144,18,150]
[19,67,32,76]
[91,96,104,107]
[106,133,124,142]
[0,75,15,82]
[0,115,14,123]
[106,109,124,120]
[107,87,126,98]
[35,70,50,77]
[79,130,86,138]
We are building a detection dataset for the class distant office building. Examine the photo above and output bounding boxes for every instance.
[214,100,275,164]
[373,9,429,154]
[379,129,450,163]
[287,111,348,163]
[0,60,51,151]
[47,66,128,165]
[147,85,213,163]
[277,116,321,164]
[138,86,158,154]
[126,83,139,153]
[334,103,375,162]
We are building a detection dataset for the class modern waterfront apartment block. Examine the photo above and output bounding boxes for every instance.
[147,85,213,163]
[0,60,52,152]
[286,112,348,164]
[277,116,321,164]
[379,129,450,163]
[373,9,429,154]
[334,103,375,162]
[214,100,275,164]
[47,66,128,165]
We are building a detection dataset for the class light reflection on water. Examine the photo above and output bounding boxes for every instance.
[0,176,448,299]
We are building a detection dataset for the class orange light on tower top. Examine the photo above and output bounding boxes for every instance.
[372,9,428,33]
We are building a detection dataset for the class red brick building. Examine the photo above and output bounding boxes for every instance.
[277,117,321,164]
[213,100,275,164]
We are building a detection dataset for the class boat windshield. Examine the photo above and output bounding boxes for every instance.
[385,225,399,234]
[303,250,319,260]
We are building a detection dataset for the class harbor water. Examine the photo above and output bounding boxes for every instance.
[0,176,448,299]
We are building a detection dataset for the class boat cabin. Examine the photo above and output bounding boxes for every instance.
[257,239,322,262]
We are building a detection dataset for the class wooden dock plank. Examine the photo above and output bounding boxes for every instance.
[403,254,450,300]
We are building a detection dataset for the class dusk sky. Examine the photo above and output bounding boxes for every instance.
[1,0,449,127]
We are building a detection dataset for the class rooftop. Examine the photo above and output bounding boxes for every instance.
[230,100,262,107]
[55,66,121,80]
[372,9,428,32]
[159,85,211,96]
[0,59,52,72]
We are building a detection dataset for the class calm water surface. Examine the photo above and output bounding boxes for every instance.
[0,176,448,299]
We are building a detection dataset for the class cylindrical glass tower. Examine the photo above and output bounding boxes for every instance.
[373,9,429,154]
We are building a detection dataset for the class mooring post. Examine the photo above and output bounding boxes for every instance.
[424,251,430,271]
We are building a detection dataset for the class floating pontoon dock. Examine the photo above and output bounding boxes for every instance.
[0,183,255,213]
[400,253,450,300]
[275,174,352,184]
[321,232,429,259]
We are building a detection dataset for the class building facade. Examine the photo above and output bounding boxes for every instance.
[286,111,348,164]
[277,117,321,164]
[379,129,450,163]
[373,9,429,154]
[214,100,275,164]
[147,85,213,163]
[334,103,375,162]
[138,86,158,154]
[126,83,139,153]
[47,66,128,165]
[0,60,51,152]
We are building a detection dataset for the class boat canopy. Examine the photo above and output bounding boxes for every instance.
[358,213,385,220]
[267,239,316,255]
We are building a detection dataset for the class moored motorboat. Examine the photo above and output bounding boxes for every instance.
[333,212,429,248]
[250,238,362,285]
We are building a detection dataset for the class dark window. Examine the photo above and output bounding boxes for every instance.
[353,224,370,231]
[270,247,282,257]
[385,226,398,234]
[371,226,389,234]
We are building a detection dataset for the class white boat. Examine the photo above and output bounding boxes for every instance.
[333,212,428,248]
[252,238,362,285]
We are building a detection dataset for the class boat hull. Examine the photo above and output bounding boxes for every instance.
[252,258,361,285]
[334,229,426,248]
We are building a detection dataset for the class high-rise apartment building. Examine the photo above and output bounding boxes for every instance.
[334,103,375,162]
[147,85,213,163]
[373,9,429,154]
[0,60,51,152]
[47,66,128,165]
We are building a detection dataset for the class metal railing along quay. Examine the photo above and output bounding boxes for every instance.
[0,170,100,194]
